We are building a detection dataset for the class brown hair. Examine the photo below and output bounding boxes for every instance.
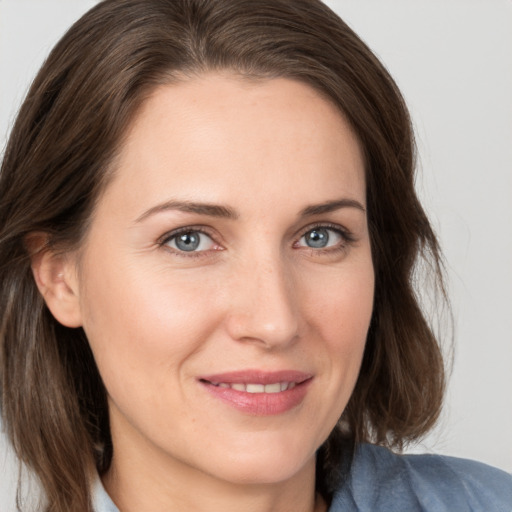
[0,0,446,510]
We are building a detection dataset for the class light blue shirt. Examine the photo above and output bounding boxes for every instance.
[330,444,512,511]
[92,477,118,512]
[92,444,512,511]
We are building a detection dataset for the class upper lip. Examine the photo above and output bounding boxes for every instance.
[199,370,313,385]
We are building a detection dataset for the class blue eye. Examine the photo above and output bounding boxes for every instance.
[165,230,215,252]
[299,227,343,249]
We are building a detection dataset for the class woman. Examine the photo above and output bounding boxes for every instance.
[0,1,510,511]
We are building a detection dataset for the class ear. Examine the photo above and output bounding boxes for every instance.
[27,233,83,328]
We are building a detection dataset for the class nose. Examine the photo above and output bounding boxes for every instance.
[224,256,300,349]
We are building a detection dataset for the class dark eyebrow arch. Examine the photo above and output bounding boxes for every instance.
[135,200,239,223]
[299,198,366,217]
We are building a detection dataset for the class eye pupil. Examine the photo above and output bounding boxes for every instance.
[175,232,200,251]
[306,228,329,248]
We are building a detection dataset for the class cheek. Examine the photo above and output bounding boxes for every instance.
[289,257,374,442]
[303,257,374,393]
[77,252,222,395]
[306,258,374,345]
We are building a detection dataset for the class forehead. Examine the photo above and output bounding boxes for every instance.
[101,73,366,217]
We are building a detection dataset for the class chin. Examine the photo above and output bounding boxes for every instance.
[199,439,317,486]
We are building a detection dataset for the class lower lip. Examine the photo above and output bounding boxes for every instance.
[200,380,312,416]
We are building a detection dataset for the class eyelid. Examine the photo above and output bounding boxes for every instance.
[158,225,223,255]
[156,222,356,258]
[295,222,356,244]
[158,224,212,242]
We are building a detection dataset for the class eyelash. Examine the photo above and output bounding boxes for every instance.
[158,223,355,258]
[296,222,356,255]
[158,226,220,259]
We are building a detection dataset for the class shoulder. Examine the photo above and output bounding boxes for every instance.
[329,443,512,512]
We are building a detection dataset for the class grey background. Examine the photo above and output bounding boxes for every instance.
[1,0,511,508]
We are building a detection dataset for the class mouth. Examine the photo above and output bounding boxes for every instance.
[198,370,313,415]
[206,381,298,393]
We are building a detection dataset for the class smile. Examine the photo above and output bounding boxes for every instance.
[209,381,297,393]
[199,370,312,415]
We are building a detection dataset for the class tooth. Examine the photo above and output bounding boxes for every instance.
[246,384,265,393]
[218,383,230,388]
[264,383,281,393]
[288,382,296,390]
[231,383,246,391]
[280,382,289,391]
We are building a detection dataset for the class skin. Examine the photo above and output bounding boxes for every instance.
[35,74,374,512]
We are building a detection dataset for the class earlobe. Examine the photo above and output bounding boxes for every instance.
[27,234,83,328]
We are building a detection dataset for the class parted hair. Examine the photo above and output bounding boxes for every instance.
[0,0,446,510]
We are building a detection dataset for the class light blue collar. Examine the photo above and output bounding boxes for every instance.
[92,476,119,512]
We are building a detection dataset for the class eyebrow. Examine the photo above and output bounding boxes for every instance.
[135,200,239,223]
[135,197,365,223]
[299,198,366,217]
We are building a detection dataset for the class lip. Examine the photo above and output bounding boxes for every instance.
[198,370,313,416]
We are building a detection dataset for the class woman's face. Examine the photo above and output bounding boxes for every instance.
[72,74,374,486]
